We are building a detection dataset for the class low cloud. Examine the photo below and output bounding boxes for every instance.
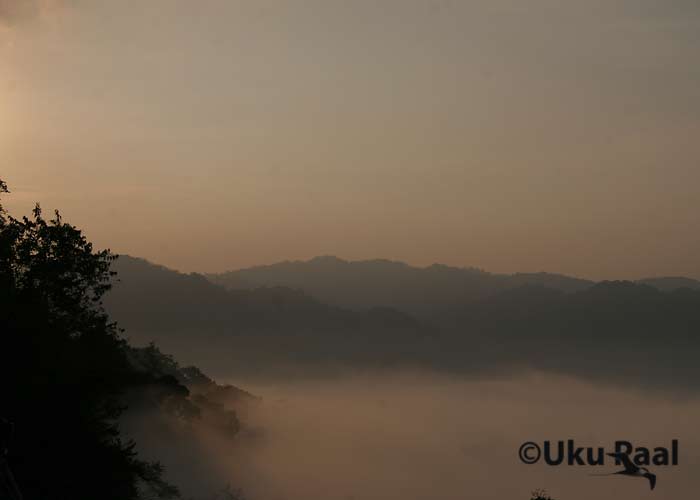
[126,371,700,500]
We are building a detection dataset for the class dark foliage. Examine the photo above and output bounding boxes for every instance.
[0,180,179,500]
[530,489,555,500]
[126,342,251,437]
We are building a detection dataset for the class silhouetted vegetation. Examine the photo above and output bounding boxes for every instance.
[0,180,178,499]
[530,489,556,500]
[0,180,247,499]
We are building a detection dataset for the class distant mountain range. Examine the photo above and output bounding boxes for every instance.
[207,256,700,318]
[106,256,700,389]
[636,276,700,292]
[105,256,434,377]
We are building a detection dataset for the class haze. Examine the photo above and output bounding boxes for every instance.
[125,371,700,500]
[2,0,699,279]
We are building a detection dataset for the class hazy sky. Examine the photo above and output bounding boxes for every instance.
[1,0,699,279]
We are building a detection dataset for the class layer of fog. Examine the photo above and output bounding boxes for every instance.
[126,371,700,500]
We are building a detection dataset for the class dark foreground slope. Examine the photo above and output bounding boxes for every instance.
[0,182,252,500]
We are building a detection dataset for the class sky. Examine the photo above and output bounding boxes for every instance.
[1,0,699,279]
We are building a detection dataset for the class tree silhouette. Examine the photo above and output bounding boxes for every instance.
[0,179,178,499]
[530,489,556,500]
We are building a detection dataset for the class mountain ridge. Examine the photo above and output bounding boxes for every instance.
[205,255,700,317]
[107,255,700,390]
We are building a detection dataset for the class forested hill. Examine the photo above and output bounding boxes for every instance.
[206,256,594,317]
[107,256,700,391]
[207,256,700,318]
[436,281,700,390]
[106,256,435,376]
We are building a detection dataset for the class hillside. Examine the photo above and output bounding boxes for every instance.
[207,256,594,318]
[439,281,700,389]
[636,276,700,292]
[106,256,437,377]
[108,256,700,390]
[0,189,252,500]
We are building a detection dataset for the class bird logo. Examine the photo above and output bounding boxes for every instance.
[590,452,656,490]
